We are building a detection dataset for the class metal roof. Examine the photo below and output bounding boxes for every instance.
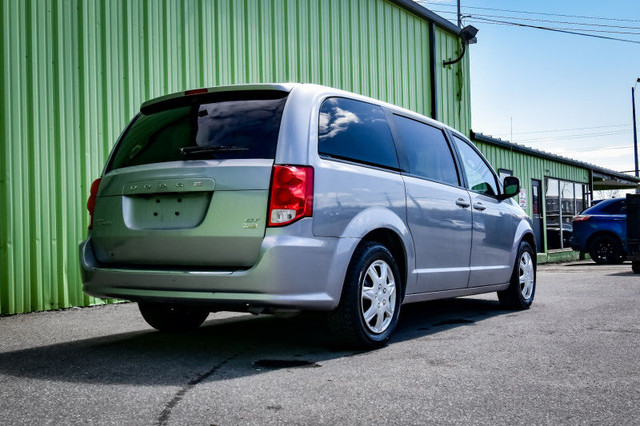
[471,131,640,185]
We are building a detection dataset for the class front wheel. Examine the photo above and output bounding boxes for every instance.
[632,261,640,274]
[498,241,536,310]
[138,302,209,333]
[328,242,402,349]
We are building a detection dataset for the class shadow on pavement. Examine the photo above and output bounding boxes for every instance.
[607,271,639,277]
[0,297,509,386]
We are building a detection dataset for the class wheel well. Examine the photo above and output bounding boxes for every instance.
[360,229,407,297]
[586,231,622,250]
[521,233,537,264]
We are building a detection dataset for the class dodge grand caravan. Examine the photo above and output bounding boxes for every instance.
[80,83,536,348]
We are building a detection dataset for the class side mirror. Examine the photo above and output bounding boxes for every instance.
[499,176,520,200]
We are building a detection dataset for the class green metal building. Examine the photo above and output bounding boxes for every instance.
[0,0,470,314]
[472,132,640,263]
[2,0,637,315]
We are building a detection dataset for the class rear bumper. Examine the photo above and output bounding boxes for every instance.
[80,219,354,311]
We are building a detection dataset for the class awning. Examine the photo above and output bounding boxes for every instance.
[592,171,640,190]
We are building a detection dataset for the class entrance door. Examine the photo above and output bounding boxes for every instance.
[531,179,545,253]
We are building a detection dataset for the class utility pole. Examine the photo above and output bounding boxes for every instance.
[633,84,639,179]
[510,117,513,142]
[457,0,461,28]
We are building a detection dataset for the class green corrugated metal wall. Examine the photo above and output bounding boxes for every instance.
[0,0,470,314]
[437,30,470,133]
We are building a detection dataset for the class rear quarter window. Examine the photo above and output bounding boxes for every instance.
[600,200,626,214]
[318,97,399,170]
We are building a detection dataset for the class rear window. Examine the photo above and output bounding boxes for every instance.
[107,93,287,171]
[599,200,626,214]
[318,97,399,170]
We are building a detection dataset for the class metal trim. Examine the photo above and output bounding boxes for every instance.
[387,0,461,35]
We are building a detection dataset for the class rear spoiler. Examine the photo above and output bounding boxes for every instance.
[140,84,293,115]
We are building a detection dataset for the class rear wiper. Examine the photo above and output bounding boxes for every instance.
[179,145,249,156]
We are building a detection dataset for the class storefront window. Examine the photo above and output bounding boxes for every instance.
[545,178,589,250]
[575,183,587,213]
[561,182,575,247]
[545,178,561,249]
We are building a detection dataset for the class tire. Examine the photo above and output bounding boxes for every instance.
[498,241,536,310]
[328,242,402,349]
[588,235,623,265]
[138,302,209,333]
[633,261,640,274]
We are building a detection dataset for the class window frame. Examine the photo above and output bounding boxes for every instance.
[388,112,463,188]
[447,131,501,198]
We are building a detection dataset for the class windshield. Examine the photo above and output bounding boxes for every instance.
[107,94,287,171]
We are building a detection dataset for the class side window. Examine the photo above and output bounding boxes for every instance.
[392,115,459,186]
[318,97,399,169]
[452,136,499,196]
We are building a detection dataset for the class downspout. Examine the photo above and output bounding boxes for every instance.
[429,22,438,121]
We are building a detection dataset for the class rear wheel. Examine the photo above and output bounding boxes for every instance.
[633,261,640,274]
[328,242,402,349]
[588,235,623,264]
[138,302,209,333]
[498,241,536,310]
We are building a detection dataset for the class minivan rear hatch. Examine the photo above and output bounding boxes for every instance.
[90,89,289,268]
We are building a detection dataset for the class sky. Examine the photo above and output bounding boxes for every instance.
[417,0,640,175]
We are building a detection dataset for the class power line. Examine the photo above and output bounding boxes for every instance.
[468,16,640,45]
[427,9,640,32]
[418,2,640,23]
[463,20,640,37]
[518,130,632,143]
[562,144,633,153]
[427,9,640,37]
[491,123,631,137]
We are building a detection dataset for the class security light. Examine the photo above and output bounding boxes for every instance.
[460,25,478,44]
[443,25,479,66]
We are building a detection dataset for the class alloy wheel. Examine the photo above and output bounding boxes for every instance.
[360,260,397,334]
[519,251,535,300]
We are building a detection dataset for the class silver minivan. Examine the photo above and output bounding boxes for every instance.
[80,83,536,348]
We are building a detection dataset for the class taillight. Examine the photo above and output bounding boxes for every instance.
[268,165,313,227]
[185,88,208,96]
[87,178,102,230]
[572,215,591,222]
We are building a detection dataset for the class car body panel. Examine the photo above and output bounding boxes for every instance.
[90,160,274,267]
[403,176,473,292]
[467,193,520,286]
[570,198,628,253]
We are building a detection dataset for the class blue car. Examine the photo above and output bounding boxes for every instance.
[571,198,627,264]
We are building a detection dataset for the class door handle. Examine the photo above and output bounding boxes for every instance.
[456,198,471,208]
[473,202,486,211]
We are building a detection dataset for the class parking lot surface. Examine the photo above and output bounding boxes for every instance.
[1,261,638,425]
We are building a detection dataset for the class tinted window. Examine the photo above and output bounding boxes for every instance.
[392,115,458,186]
[600,200,626,214]
[107,96,287,171]
[452,136,498,196]
[318,98,398,169]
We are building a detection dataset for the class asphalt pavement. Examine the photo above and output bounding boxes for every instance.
[0,260,638,425]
